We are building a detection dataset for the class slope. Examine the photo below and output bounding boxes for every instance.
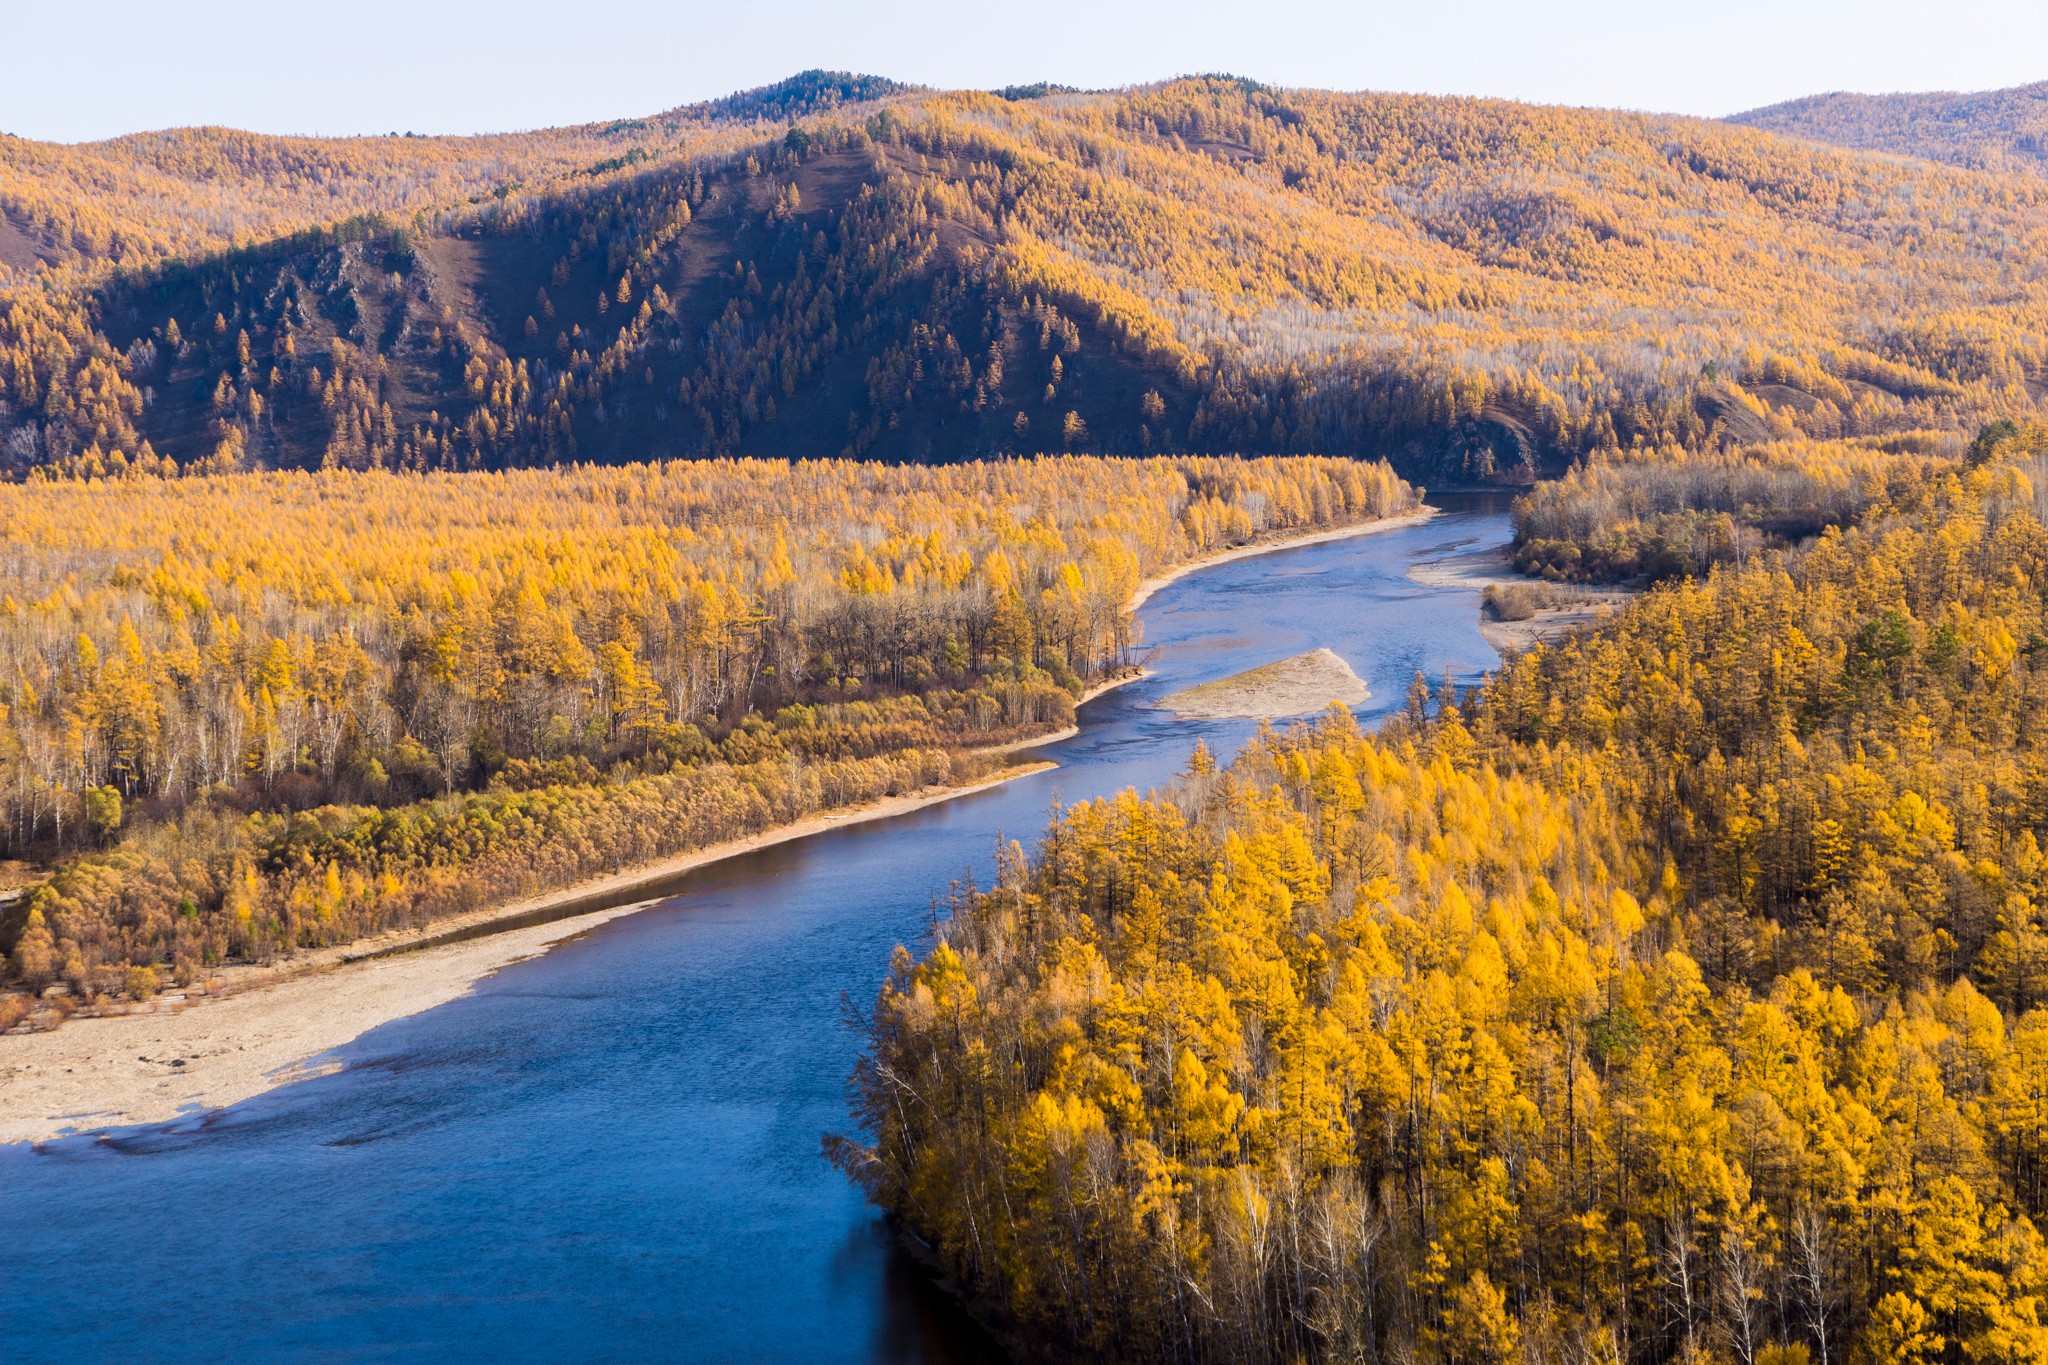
[4,76,2048,484]
[1730,80,2048,178]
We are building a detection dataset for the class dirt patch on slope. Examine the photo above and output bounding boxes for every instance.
[0,208,56,272]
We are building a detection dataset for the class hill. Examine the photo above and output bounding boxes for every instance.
[3,74,2047,482]
[1730,80,2048,178]
[844,431,2048,1365]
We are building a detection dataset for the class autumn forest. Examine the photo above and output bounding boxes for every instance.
[7,64,2048,1365]
[0,454,1413,1009]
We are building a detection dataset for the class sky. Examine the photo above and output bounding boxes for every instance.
[6,0,2045,143]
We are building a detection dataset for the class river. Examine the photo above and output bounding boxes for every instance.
[0,493,1512,1362]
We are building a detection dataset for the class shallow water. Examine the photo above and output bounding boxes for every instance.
[0,494,1511,1362]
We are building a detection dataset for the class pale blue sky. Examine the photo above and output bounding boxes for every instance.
[7,0,2045,143]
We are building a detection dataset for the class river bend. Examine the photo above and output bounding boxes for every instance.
[0,494,1511,1362]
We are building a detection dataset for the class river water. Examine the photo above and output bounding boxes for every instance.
[0,495,1510,1362]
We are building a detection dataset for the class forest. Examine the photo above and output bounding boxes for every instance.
[841,423,2048,1364]
[3,74,2046,483]
[1733,81,2048,180]
[9,64,2048,1352]
[0,453,1414,1018]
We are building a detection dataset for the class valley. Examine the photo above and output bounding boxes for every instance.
[5,57,2048,1365]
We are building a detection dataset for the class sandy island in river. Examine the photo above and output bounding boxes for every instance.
[0,507,1436,1145]
[1160,648,1370,720]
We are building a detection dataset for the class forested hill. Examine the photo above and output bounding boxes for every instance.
[1730,81,2048,179]
[3,71,2046,482]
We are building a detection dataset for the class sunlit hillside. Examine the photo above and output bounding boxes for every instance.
[3,72,2045,481]
[847,424,2048,1365]
[1732,80,2048,178]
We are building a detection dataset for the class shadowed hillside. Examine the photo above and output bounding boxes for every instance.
[4,73,2047,482]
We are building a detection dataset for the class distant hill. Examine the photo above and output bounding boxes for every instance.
[3,73,2045,482]
[1730,81,2048,178]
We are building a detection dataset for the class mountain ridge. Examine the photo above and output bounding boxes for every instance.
[1729,79,2048,177]
[2,74,2044,482]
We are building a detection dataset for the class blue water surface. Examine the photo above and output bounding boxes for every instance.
[0,495,1511,1362]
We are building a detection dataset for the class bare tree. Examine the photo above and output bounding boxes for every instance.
[1660,1205,1706,1365]
[1716,1210,1768,1365]
[1789,1202,1838,1365]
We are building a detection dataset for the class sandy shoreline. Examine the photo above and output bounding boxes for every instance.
[0,507,1426,1144]
[1407,545,1635,654]
[0,764,1050,1143]
[1130,507,1436,612]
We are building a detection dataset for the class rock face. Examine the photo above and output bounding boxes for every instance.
[1160,648,1369,720]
